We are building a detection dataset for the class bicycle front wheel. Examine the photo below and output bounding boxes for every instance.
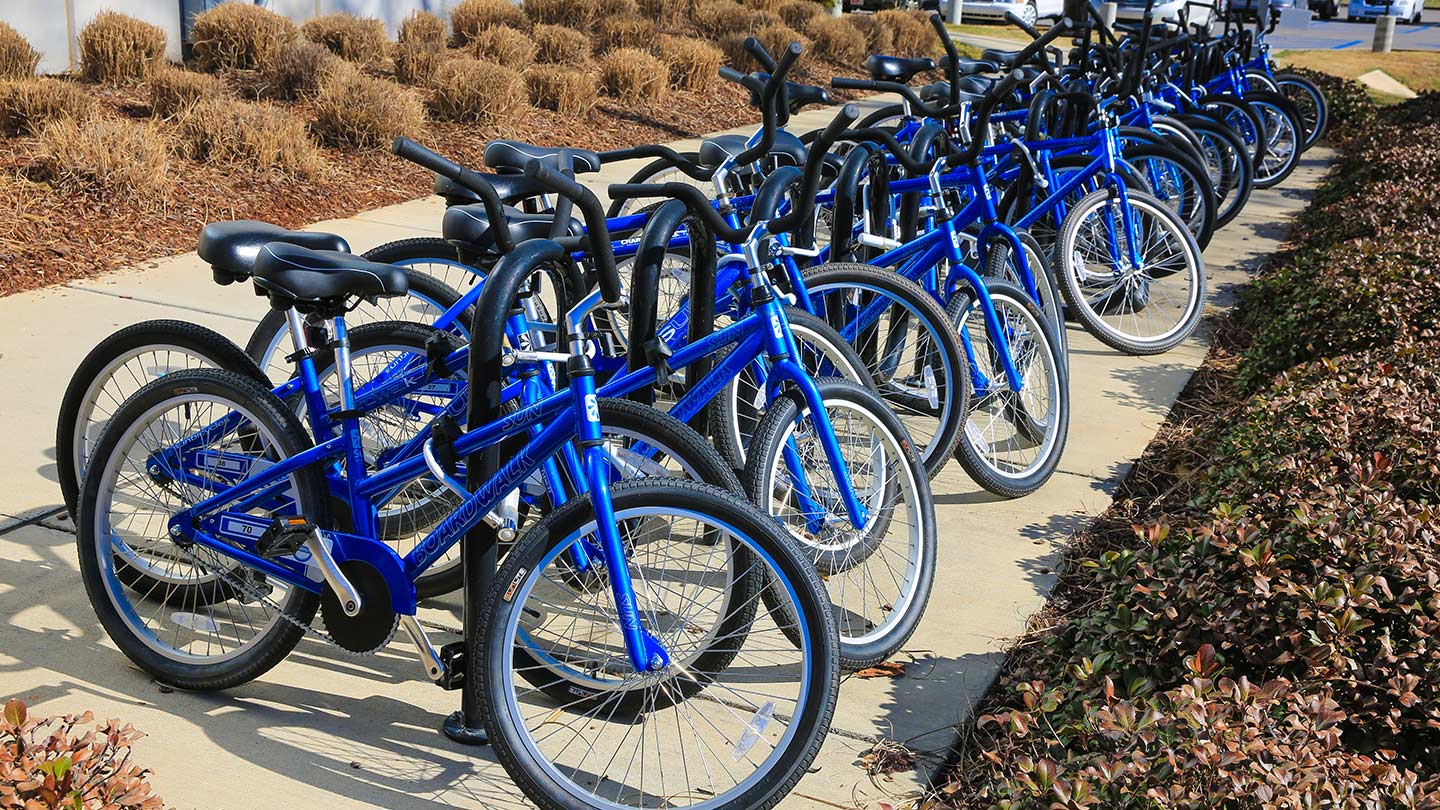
[1055,189,1206,355]
[478,479,839,810]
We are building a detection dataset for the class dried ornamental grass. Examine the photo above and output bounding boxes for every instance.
[752,22,808,63]
[718,33,751,69]
[745,0,783,10]
[0,21,41,79]
[599,48,666,102]
[637,0,687,25]
[394,39,447,85]
[806,16,865,65]
[174,97,323,176]
[523,0,601,28]
[778,0,822,28]
[191,2,298,72]
[451,0,530,45]
[470,26,536,67]
[399,10,448,48]
[78,11,167,84]
[692,0,756,36]
[149,67,226,118]
[846,14,894,55]
[658,35,722,90]
[429,57,527,122]
[257,39,342,100]
[0,78,96,135]
[597,15,657,52]
[525,65,597,114]
[34,117,169,203]
[312,70,423,148]
[875,9,937,58]
[302,14,390,69]
[533,24,591,64]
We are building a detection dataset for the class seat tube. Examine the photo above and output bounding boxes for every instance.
[287,309,332,438]
[330,314,377,539]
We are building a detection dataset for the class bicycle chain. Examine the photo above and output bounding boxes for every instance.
[175,543,396,660]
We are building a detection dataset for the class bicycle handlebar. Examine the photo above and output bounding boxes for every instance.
[521,160,622,304]
[769,102,859,235]
[608,182,749,244]
[928,13,965,107]
[597,143,713,180]
[391,136,514,253]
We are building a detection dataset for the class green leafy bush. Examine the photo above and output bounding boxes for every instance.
[947,94,1440,808]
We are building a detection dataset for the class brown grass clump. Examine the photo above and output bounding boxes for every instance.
[313,70,423,147]
[657,35,722,90]
[752,22,808,62]
[693,0,756,36]
[806,15,865,65]
[778,0,823,28]
[524,65,597,114]
[149,67,227,117]
[34,117,168,203]
[78,11,167,84]
[399,10,448,48]
[875,9,937,57]
[450,0,529,45]
[599,48,666,102]
[745,0,783,11]
[597,15,657,52]
[636,0,687,25]
[523,0,597,28]
[533,24,590,64]
[394,39,446,85]
[469,26,535,67]
[429,57,527,123]
[846,14,894,55]
[0,78,96,136]
[191,2,298,71]
[0,22,40,79]
[257,39,343,100]
[302,14,390,69]
[173,97,323,176]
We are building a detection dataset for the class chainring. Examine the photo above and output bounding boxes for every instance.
[320,560,399,654]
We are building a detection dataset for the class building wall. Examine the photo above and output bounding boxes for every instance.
[5,0,470,75]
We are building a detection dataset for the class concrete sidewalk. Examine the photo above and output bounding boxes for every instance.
[0,101,1333,809]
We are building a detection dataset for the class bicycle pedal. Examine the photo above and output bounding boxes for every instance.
[257,516,315,560]
[437,641,466,690]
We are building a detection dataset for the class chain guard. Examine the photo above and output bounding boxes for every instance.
[320,560,398,654]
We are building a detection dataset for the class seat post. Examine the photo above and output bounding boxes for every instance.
[286,309,333,435]
[330,314,357,414]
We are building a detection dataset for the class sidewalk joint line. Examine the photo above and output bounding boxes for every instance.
[63,285,256,322]
[0,507,67,537]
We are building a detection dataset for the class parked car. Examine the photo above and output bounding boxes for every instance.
[1348,0,1424,22]
[958,0,1064,26]
[1114,0,1226,27]
[842,0,941,11]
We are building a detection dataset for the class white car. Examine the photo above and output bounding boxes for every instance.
[1348,0,1424,22]
[1114,0,1224,27]
[959,0,1065,27]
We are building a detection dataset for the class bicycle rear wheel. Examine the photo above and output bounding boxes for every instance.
[479,479,839,810]
[58,319,268,517]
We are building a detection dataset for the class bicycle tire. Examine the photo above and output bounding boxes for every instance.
[57,319,269,517]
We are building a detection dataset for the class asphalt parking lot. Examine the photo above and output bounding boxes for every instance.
[1244,7,1439,48]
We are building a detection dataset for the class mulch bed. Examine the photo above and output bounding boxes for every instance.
[0,64,868,299]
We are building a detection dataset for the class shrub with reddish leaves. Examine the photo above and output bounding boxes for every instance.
[945,94,1440,808]
[0,699,163,809]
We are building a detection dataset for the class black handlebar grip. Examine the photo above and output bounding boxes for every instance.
[743,36,779,72]
[522,160,621,304]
